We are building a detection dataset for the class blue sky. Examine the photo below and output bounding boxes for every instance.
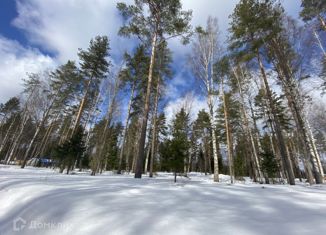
[0,0,24,43]
[0,0,302,118]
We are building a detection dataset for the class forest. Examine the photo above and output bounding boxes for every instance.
[1,0,326,186]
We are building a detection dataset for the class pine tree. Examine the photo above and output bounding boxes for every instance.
[117,0,192,178]
[266,14,325,184]
[90,69,120,176]
[0,97,20,125]
[215,56,243,183]
[0,97,20,159]
[20,61,82,168]
[54,126,85,174]
[260,133,279,183]
[149,43,172,177]
[103,123,123,171]
[117,46,150,174]
[167,108,190,182]
[192,110,213,174]
[71,36,111,136]
[300,0,326,31]
[229,0,295,185]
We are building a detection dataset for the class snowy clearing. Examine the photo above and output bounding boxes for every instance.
[0,165,326,235]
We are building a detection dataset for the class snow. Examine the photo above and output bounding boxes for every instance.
[1,165,326,235]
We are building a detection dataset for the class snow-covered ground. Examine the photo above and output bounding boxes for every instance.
[1,165,326,235]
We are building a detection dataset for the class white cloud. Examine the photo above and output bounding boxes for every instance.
[164,92,208,124]
[182,0,238,39]
[0,36,56,103]
[12,0,302,64]
[0,0,303,105]
[13,0,134,63]
[168,0,238,66]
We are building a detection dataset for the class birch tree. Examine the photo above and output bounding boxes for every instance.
[189,17,221,182]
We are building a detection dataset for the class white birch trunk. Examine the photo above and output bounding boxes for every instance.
[306,119,324,180]
[5,115,29,164]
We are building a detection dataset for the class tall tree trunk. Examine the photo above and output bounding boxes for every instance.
[21,100,55,168]
[0,115,17,155]
[71,78,92,137]
[313,30,326,57]
[286,135,301,181]
[144,140,151,174]
[131,120,142,173]
[208,97,219,182]
[144,116,154,174]
[0,114,8,129]
[269,128,286,179]
[221,78,234,183]
[149,78,160,178]
[135,32,157,178]
[208,36,220,182]
[318,15,326,32]
[91,77,119,175]
[257,52,295,185]
[117,84,135,174]
[59,115,75,145]
[203,143,208,175]
[289,136,303,182]
[125,138,132,173]
[270,39,323,184]
[37,115,59,158]
[306,119,324,180]
[5,114,29,164]
[232,66,263,181]
[83,91,101,131]
[250,99,268,182]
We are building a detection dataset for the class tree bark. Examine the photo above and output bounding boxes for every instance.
[257,52,295,185]
[221,78,234,183]
[37,115,59,157]
[208,96,219,182]
[0,115,17,155]
[313,30,326,57]
[5,113,29,164]
[21,100,55,168]
[270,39,323,184]
[232,66,263,181]
[306,119,325,180]
[134,32,157,178]
[117,83,135,174]
[144,140,151,174]
[71,78,92,137]
[318,15,326,32]
[149,77,160,178]
[91,77,119,175]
